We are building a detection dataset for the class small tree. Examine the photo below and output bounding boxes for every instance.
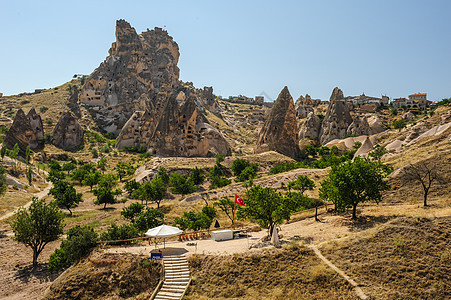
[238,185,300,236]
[8,143,20,172]
[169,173,197,195]
[48,225,98,272]
[0,145,7,162]
[402,161,443,206]
[115,162,128,181]
[62,162,76,175]
[319,157,392,219]
[9,197,64,267]
[369,144,387,161]
[236,164,258,182]
[25,146,31,164]
[27,166,33,185]
[124,180,141,197]
[189,167,205,185]
[135,177,167,208]
[49,180,83,215]
[134,207,164,234]
[214,198,236,226]
[93,174,119,209]
[0,166,7,196]
[231,158,251,177]
[288,175,315,193]
[83,171,101,192]
[121,202,145,223]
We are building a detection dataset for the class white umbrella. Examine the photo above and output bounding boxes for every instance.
[271,223,279,246]
[145,225,183,248]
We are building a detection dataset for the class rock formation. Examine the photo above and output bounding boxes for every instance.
[346,115,370,136]
[319,99,353,145]
[4,108,43,152]
[255,86,301,159]
[299,112,322,140]
[329,87,344,101]
[52,111,84,150]
[354,136,373,157]
[79,20,180,133]
[117,94,231,157]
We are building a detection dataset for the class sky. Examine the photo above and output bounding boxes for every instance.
[1,0,450,101]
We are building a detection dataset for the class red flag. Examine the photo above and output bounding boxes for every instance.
[235,194,245,206]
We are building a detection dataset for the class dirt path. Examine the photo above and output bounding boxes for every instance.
[308,244,368,300]
[0,180,52,222]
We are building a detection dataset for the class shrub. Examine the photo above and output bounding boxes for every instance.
[393,119,407,130]
[170,173,198,195]
[39,106,49,113]
[100,223,139,242]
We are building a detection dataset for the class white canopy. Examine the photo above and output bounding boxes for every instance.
[145,225,183,238]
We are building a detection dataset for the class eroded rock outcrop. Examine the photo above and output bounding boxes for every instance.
[319,99,353,145]
[79,20,180,133]
[52,111,84,150]
[299,112,322,140]
[346,115,370,136]
[4,108,43,151]
[255,86,300,159]
[330,87,344,101]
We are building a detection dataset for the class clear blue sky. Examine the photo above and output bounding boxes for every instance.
[1,0,450,101]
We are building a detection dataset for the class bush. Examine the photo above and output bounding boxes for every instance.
[100,223,139,243]
[39,106,49,113]
[189,167,205,185]
[209,175,231,189]
[269,161,306,175]
[231,158,251,177]
[169,173,198,195]
[48,225,98,272]
[236,164,258,182]
[393,119,407,130]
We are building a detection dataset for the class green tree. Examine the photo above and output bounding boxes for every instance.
[169,173,197,195]
[214,198,237,226]
[97,157,107,173]
[93,174,120,209]
[124,180,141,197]
[0,166,7,196]
[25,146,31,164]
[134,207,165,234]
[8,143,20,172]
[306,145,318,157]
[27,166,33,185]
[47,169,65,183]
[121,202,145,223]
[115,162,128,181]
[156,167,170,184]
[173,206,215,231]
[49,180,83,215]
[100,223,138,242]
[368,144,387,161]
[135,177,167,208]
[393,119,406,130]
[288,175,315,193]
[236,164,258,182]
[238,186,300,236]
[48,225,98,272]
[1,144,7,162]
[62,162,76,175]
[189,167,205,185]
[231,158,251,177]
[319,157,392,219]
[353,141,362,150]
[83,171,101,191]
[9,197,64,267]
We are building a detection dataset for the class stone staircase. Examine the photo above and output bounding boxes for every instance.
[154,254,190,300]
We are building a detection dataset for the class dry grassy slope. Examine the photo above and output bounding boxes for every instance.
[186,244,357,300]
[43,252,161,300]
[319,216,450,300]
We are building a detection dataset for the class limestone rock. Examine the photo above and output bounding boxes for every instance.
[255,86,300,159]
[4,108,43,152]
[319,100,353,145]
[150,94,231,157]
[299,112,322,140]
[403,111,415,121]
[346,115,370,136]
[330,87,344,101]
[354,136,373,157]
[52,111,84,150]
[367,115,386,134]
[79,20,180,133]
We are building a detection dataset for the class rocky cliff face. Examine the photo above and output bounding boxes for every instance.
[79,20,180,133]
[346,115,370,136]
[4,108,43,152]
[319,100,353,144]
[52,111,84,150]
[299,112,322,140]
[255,86,300,159]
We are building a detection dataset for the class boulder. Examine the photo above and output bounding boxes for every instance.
[403,111,415,121]
[255,86,301,159]
[51,111,84,150]
[354,136,373,157]
[367,115,386,134]
[4,108,43,152]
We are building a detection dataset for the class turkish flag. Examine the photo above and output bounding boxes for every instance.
[235,194,245,206]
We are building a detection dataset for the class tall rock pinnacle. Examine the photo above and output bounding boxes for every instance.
[254,86,301,159]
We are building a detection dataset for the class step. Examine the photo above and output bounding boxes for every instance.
[164,278,190,283]
[156,291,184,298]
[164,267,189,272]
[163,261,188,265]
[162,283,188,289]
[154,295,180,300]
[165,271,190,276]
[160,287,186,294]
[163,281,189,286]
[164,263,189,269]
